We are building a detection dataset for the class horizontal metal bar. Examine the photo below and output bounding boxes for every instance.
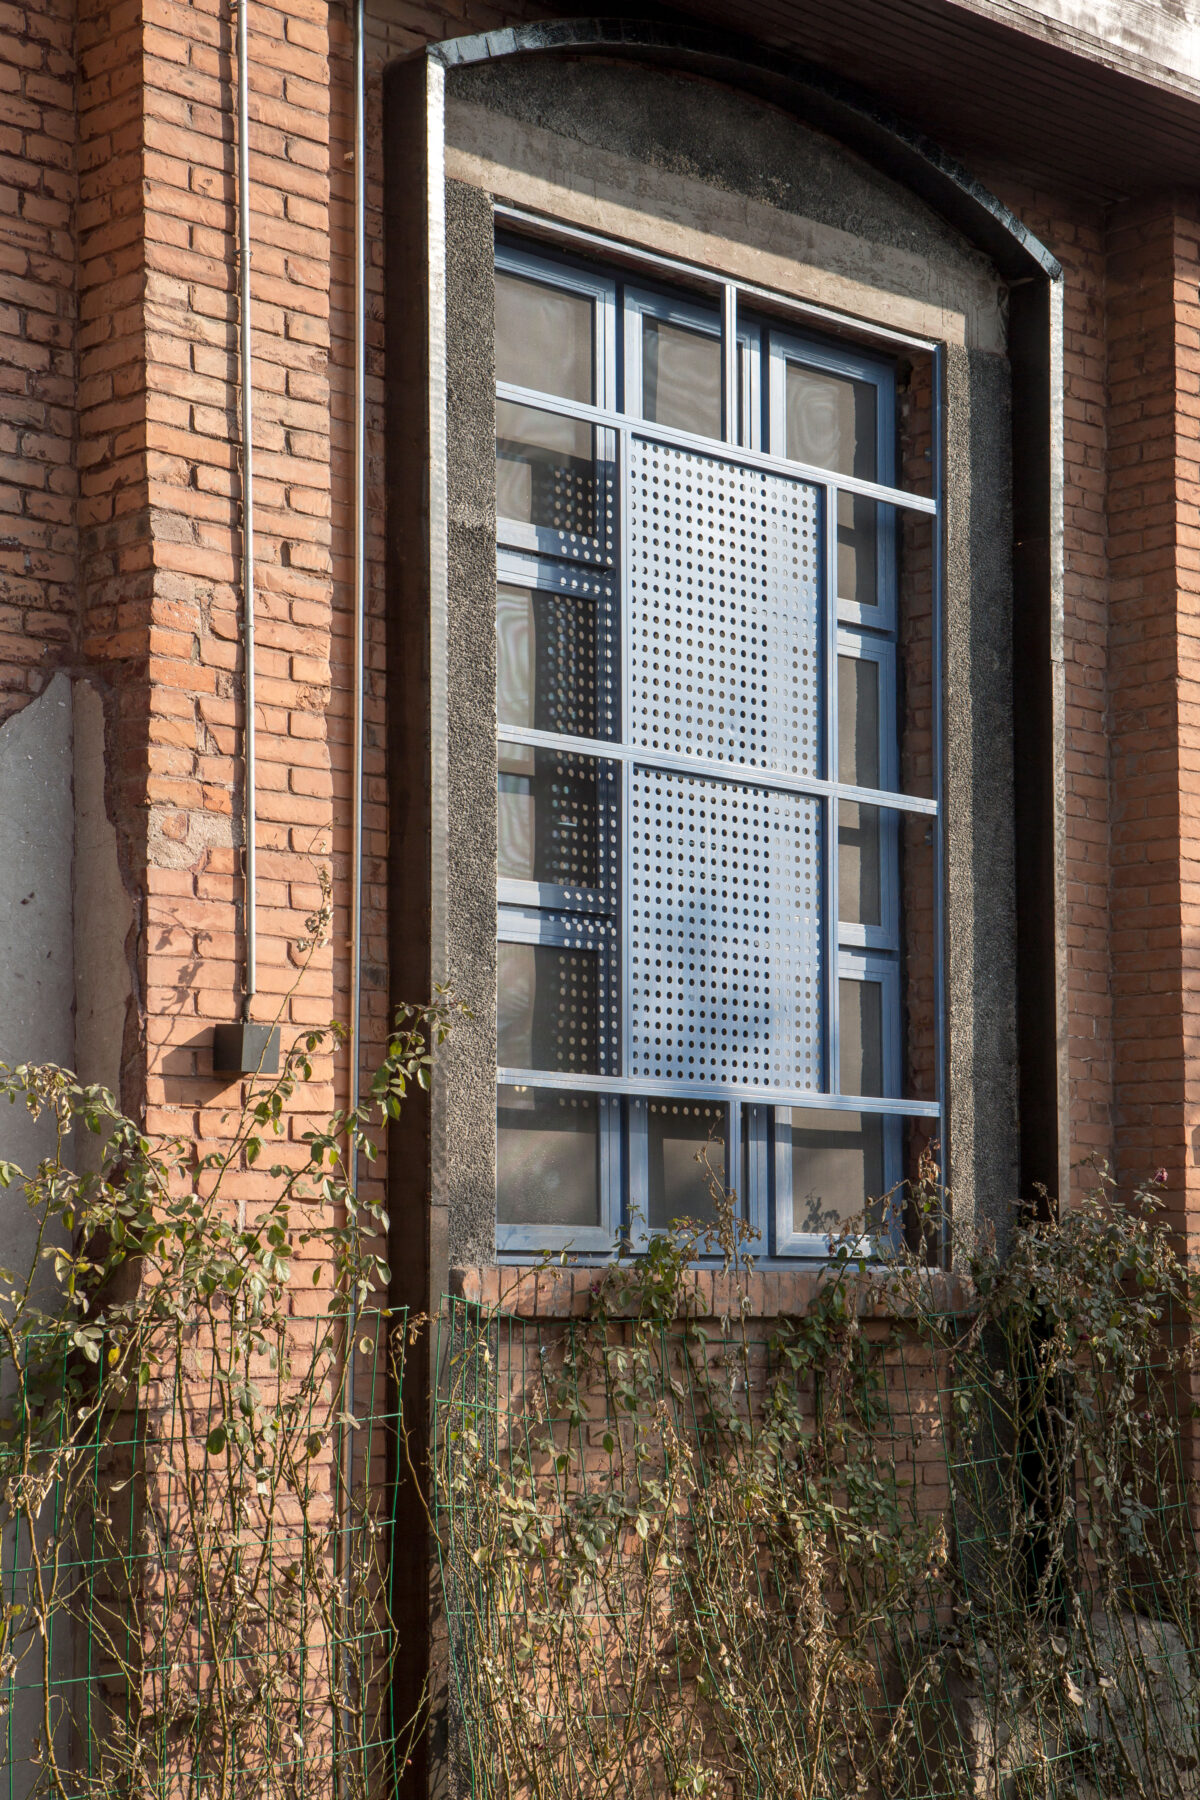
[497,876,612,913]
[494,202,943,356]
[496,1067,941,1118]
[497,724,940,816]
[496,381,939,514]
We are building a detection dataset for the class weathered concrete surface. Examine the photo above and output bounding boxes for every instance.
[446,68,1005,353]
[0,674,75,1178]
[442,176,500,1269]
[0,671,132,1185]
[0,676,77,1800]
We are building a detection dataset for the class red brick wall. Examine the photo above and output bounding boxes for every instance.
[7,0,1196,1236]
[1104,202,1183,1210]
[0,0,76,721]
[977,176,1114,1201]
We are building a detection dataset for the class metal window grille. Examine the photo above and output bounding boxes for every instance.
[494,235,943,1259]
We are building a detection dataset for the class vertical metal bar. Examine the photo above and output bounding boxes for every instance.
[237,0,256,1014]
[350,0,366,1139]
[619,419,636,1245]
[825,482,840,1099]
[721,284,738,445]
[725,1101,742,1238]
[619,422,633,1089]
[931,344,948,1260]
[337,8,367,1791]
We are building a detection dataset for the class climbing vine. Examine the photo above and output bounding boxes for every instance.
[0,869,459,1800]
[436,1157,1200,1800]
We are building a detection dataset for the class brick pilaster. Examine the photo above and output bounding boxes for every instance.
[1106,199,1200,1231]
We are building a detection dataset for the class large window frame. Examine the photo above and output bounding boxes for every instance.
[494,228,944,1261]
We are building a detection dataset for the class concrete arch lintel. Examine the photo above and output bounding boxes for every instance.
[426,17,1061,288]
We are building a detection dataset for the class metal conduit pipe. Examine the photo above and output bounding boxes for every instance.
[349,0,366,1299]
[237,0,256,1018]
[213,7,277,1086]
[335,0,368,1761]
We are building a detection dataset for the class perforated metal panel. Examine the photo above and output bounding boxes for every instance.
[628,768,823,1086]
[627,439,822,774]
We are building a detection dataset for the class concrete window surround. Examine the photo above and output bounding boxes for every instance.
[386,45,1039,1298]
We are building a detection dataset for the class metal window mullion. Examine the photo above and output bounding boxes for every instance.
[932,343,948,1251]
[721,284,738,445]
[622,293,644,420]
[826,481,841,1104]
[619,418,633,1091]
[596,270,620,1243]
[725,1102,742,1235]
[618,412,636,1245]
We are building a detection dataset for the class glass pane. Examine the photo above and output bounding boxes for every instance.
[495,271,593,405]
[497,942,599,1074]
[498,1086,600,1229]
[646,1101,727,1230]
[780,1107,884,1236]
[496,584,599,739]
[839,976,884,1097]
[900,815,937,1104]
[643,316,721,440]
[838,654,880,786]
[837,492,879,609]
[497,741,604,890]
[786,362,877,480]
[839,654,883,930]
[496,400,596,536]
[839,802,882,927]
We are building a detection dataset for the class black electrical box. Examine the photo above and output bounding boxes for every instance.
[212,1023,281,1078]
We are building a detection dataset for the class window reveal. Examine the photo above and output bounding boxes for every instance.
[494,241,942,1257]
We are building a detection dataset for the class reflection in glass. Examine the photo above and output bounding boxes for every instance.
[496,584,599,739]
[497,942,599,1074]
[643,316,721,440]
[497,740,602,890]
[838,655,882,927]
[498,1086,600,1229]
[838,655,880,786]
[785,363,877,479]
[647,1101,726,1230]
[496,401,596,536]
[900,816,938,1104]
[840,977,884,1097]
[495,272,593,405]
[840,803,882,927]
[837,492,879,609]
[781,1108,884,1236]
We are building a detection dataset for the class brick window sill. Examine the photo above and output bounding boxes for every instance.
[449,1263,971,1320]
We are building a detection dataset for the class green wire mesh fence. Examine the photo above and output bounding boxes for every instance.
[0,1305,406,1800]
[433,1258,1200,1800]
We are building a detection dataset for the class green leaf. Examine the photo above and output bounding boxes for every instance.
[206,1426,228,1456]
